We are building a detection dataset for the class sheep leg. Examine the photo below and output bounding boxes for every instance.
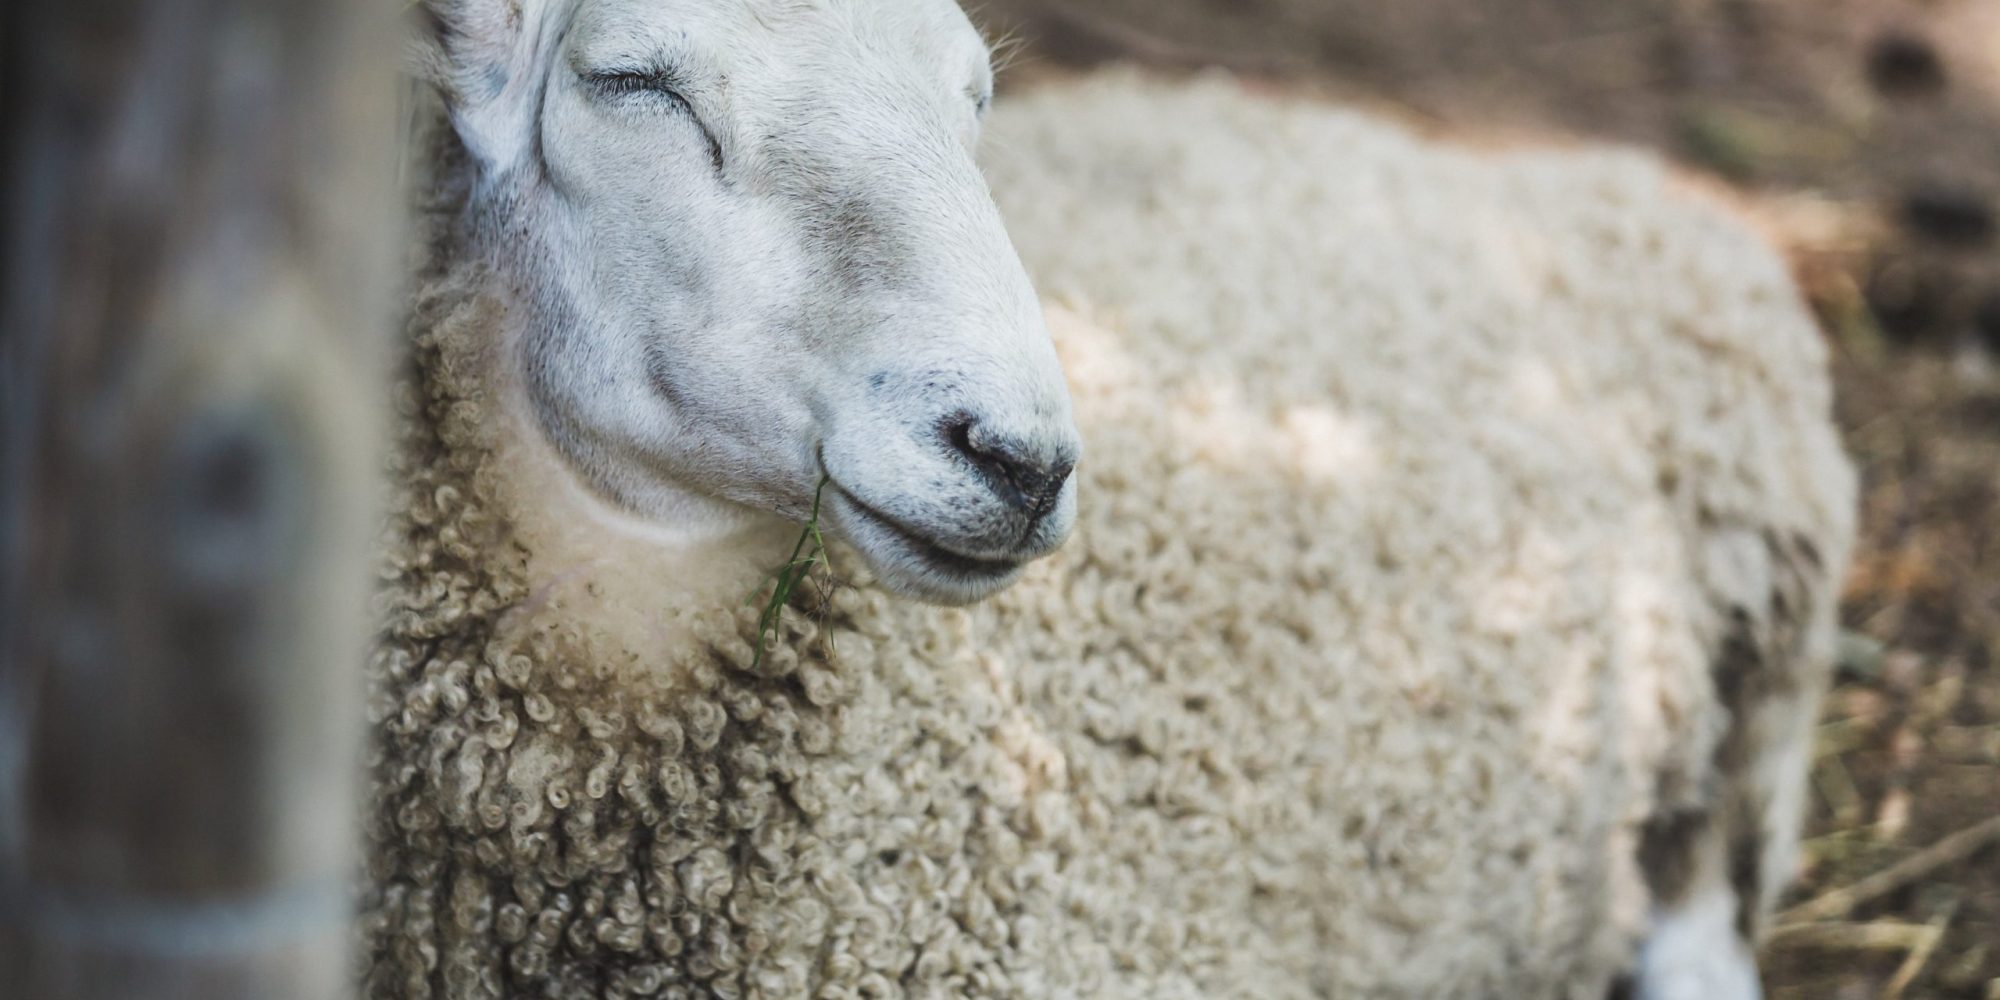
[1631,528,1835,1000]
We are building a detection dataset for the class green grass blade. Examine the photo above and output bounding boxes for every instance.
[750,476,832,669]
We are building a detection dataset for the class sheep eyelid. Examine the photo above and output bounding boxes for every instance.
[582,67,727,172]
[583,66,690,100]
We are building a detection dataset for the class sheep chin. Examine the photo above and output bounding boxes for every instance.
[825,489,1030,607]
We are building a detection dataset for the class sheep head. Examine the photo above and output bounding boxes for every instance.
[417,0,1080,606]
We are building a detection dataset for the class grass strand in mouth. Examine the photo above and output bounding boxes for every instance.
[749,475,832,670]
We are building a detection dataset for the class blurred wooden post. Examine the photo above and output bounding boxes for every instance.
[0,0,399,997]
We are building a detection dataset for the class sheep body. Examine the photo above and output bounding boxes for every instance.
[364,72,1854,999]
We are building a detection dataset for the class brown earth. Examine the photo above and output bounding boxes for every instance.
[972,1,2000,996]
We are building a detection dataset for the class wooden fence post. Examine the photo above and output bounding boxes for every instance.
[0,0,400,996]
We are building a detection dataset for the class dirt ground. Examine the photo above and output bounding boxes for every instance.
[971,1,2000,996]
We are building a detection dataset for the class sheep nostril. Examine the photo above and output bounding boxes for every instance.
[945,417,1074,520]
[946,418,977,460]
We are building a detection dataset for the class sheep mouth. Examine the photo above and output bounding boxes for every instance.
[827,486,1027,601]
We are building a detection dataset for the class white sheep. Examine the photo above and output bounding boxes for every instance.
[366,4,1855,999]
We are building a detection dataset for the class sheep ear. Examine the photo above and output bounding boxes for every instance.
[412,0,561,177]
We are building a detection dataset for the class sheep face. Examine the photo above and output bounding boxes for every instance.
[421,0,1080,605]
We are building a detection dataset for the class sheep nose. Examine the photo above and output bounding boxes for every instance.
[945,417,1075,521]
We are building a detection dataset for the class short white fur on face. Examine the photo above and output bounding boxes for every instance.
[422,0,1080,604]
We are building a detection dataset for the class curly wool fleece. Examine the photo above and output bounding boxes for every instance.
[364,72,1855,999]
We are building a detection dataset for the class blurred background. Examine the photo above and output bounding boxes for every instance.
[968,1,2000,996]
[5,1,1994,998]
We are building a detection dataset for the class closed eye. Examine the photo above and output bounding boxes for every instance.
[582,67,726,173]
[585,67,682,98]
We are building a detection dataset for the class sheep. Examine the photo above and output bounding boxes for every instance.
[367,9,1855,1000]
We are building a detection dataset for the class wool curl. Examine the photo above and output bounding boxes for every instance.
[361,71,1856,999]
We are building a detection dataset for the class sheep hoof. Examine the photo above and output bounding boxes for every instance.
[1634,889,1763,1000]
